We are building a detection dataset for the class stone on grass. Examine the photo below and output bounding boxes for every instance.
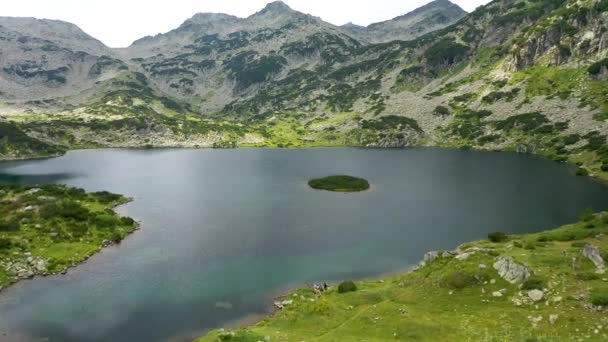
[528,289,544,302]
[582,244,605,272]
[493,257,531,284]
[424,251,440,263]
[549,314,559,325]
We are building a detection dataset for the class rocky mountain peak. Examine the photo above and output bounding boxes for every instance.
[183,12,239,26]
[259,1,294,15]
[0,16,112,56]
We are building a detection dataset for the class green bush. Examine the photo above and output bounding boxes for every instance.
[522,276,546,290]
[109,232,123,243]
[40,200,91,221]
[580,208,595,222]
[338,281,358,293]
[537,235,549,242]
[92,191,122,204]
[92,214,119,228]
[0,221,20,232]
[433,106,450,116]
[441,272,478,289]
[121,217,136,226]
[591,291,608,306]
[588,58,608,76]
[488,232,508,243]
[0,237,12,249]
[575,272,600,281]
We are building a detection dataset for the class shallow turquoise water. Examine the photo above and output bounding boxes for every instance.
[0,148,607,341]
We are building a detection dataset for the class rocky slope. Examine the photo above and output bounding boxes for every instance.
[0,17,121,103]
[342,0,467,43]
[0,0,606,180]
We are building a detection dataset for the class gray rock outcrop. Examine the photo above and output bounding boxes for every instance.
[493,257,531,284]
[582,244,606,272]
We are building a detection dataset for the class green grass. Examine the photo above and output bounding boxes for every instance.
[308,175,370,192]
[514,66,585,100]
[199,214,608,342]
[0,184,138,288]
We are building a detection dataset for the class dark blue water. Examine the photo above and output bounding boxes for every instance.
[0,148,606,342]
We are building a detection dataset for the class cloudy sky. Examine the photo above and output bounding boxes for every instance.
[2,0,491,48]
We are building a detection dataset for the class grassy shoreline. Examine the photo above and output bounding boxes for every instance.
[198,213,608,342]
[0,184,139,291]
[1,146,607,341]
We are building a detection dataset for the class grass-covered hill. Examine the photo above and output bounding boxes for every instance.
[198,211,608,341]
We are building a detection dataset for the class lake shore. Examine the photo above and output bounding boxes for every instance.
[198,212,608,341]
[1,147,607,341]
[0,186,139,293]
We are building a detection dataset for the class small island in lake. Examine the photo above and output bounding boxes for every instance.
[308,175,370,192]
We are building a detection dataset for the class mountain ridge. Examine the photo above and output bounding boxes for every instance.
[0,0,606,183]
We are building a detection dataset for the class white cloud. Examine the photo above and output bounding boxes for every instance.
[1,0,491,48]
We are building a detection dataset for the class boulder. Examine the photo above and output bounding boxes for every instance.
[455,252,473,261]
[493,257,531,284]
[549,314,559,325]
[424,251,440,263]
[582,244,605,272]
[528,289,544,302]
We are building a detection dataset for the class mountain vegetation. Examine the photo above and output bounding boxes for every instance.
[0,0,605,180]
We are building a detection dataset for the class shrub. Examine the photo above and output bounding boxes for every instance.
[591,291,608,306]
[109,232,123,243]
[92,191,122,204]
[40,200,91,221]
[441,272,478,289]
[575,272,600,281]
[537,235,549,242]
[0,221,20,232]
[522,276,546,290]
[121,217,135,226]
[433,106,450,116]
[588,58,608,76]
[338,281,357,293]
[580,208,595,222]
[0,237,12,249]
[92,214,118,228]
[488,232,508,243]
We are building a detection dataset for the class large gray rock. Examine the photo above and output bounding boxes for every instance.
[582,244,605,272]
[423,251,440,263]
[528,289,544,302]
[493,257,531,284]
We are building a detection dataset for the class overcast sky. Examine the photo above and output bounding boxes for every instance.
[1,0,491,48]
